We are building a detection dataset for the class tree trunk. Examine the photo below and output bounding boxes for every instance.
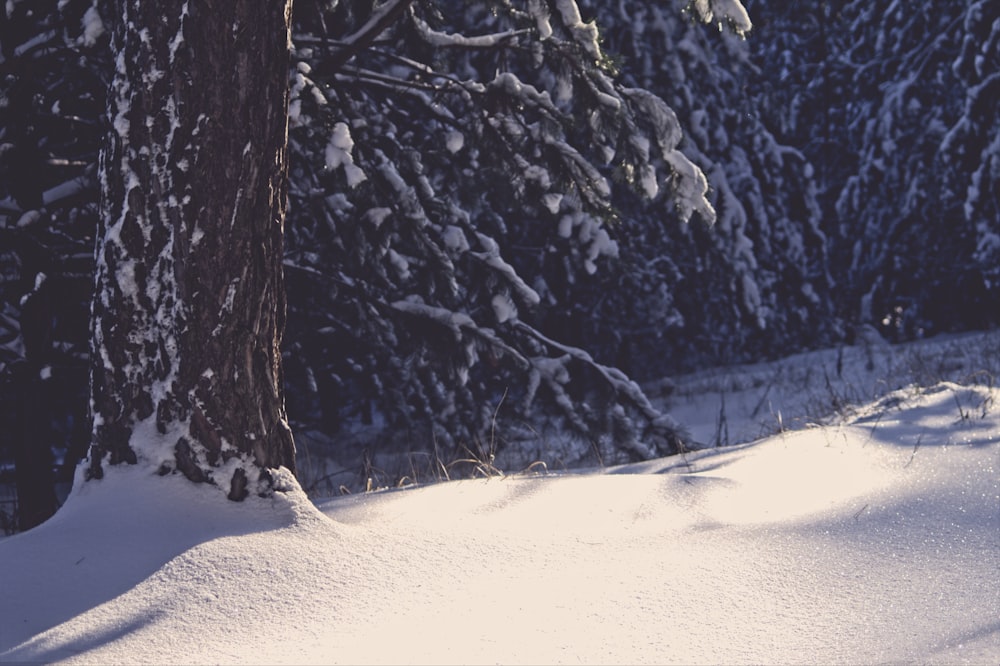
[89,0,296,500]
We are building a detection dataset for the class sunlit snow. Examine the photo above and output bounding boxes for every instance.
[1,376,997,665]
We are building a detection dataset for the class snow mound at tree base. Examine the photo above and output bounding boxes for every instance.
[1,383,998,665]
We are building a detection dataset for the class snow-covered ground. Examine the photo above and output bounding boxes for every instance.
[1,333,998,665]
[660,328,1000,446]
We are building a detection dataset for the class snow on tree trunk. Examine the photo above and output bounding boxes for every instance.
[88,0,296,500]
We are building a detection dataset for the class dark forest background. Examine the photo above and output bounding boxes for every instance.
[1,0,996,531]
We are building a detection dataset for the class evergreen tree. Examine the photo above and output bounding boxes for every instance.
[0,0,106,523]
[575,0,834,375]
[832,1,971,338]
[280,0,742,482]
[941,0,1000,297]
[26,0,994,503]
[8,0,769,500]
[747,0,998,339]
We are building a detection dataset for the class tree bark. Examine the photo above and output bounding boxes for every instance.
[89,0,296,499]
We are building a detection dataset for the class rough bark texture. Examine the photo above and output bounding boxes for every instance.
[89,0,296,499]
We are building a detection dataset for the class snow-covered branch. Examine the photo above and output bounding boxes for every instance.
[411,15,529,49]
[318,0,415,73]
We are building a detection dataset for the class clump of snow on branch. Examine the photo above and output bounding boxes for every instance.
[445,131,464,153]
[553,0,602,61]
[690,0,752,36]
[325,122,366,188]
[80,4,106,47]
[528,0,553,40]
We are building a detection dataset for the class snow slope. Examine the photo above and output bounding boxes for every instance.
[662,329,1000,446]
[1,382,998,665]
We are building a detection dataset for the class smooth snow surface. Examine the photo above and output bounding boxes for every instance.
[1,383,998,665]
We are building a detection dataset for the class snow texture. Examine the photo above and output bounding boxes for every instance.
[325,122,367,188]
[691,0,752,36]
[1,363,997,664]
[490,292,517,323]
[553,0,601,60]
[79,5,105,47]
[444,130,464,154]
[529,0,553,40]
[412,15,520,48]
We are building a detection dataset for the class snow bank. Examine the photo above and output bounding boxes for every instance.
[0,383,997,665]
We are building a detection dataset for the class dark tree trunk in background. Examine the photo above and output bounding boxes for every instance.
[12,359,58,530]
[89,0,296,500]
[12,276,58,529]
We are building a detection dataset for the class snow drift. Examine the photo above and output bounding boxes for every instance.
[1,382,998,664]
